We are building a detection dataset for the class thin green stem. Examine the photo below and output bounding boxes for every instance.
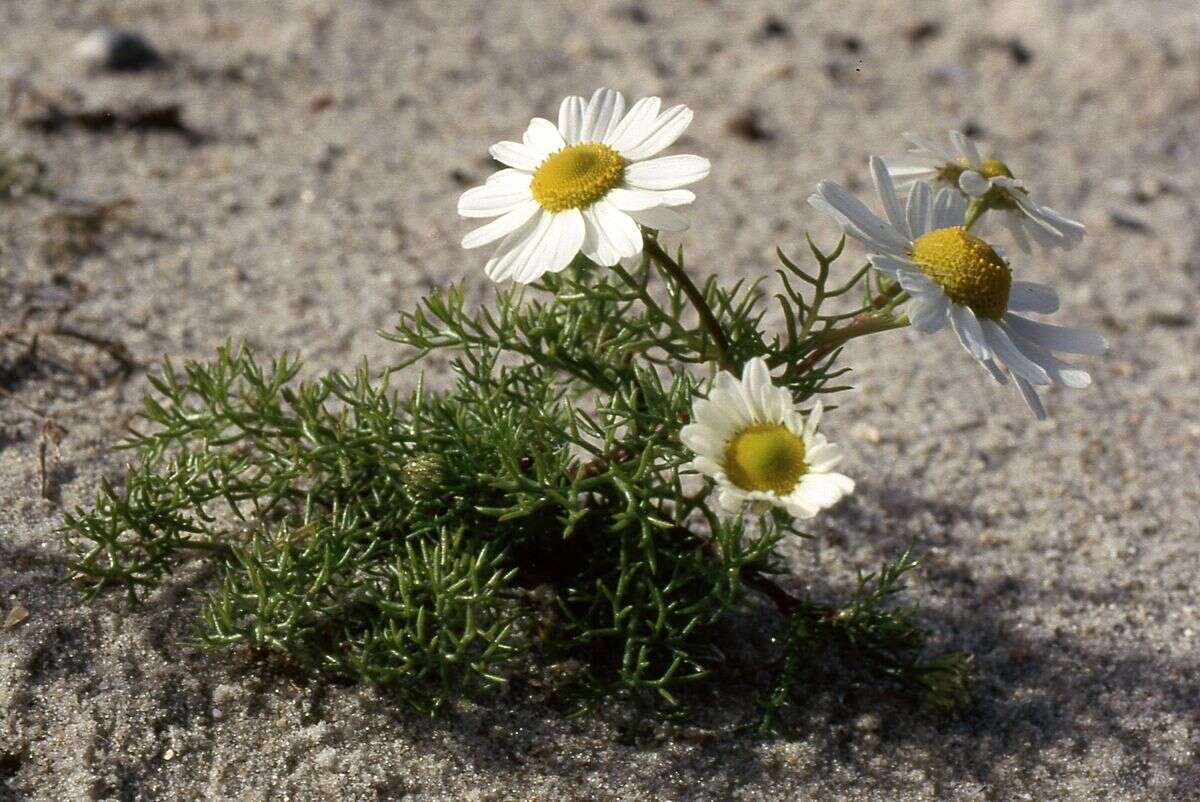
[641,236,737,373]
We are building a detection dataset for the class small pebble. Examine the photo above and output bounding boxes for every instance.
[74,28,162,72]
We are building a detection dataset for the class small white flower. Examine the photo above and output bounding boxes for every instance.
[680,358,854,518]
[458,88,711,284]
[809,158,1107,420]
[882,131,1085,252]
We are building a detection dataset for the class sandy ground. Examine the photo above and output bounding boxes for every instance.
[2,1,1198,799]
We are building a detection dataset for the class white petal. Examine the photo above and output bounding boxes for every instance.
[932,186,965,229]
[1007,281,1060,314]
[895,267,939,295]
[949,130,982,167]
[489,141,542,171]
[580,88,626,143]
[867,253,919,278]
[959,170,991,198]
[908,291,949,333]
[1013,375,1047,420]
[461,199,540,248]
[458,180,534,218]
[484,209,584,284]
[624,155,711,190]
[906,182,933,238]
[580,199,642,266]
[811,181,911,255]
[805,441,842,473]
[980,319,1050,385]
[629,205,689,232]
[871,156,911,240]
[982,358,1009,385]
[882,156,942,183]
[949,304,991,362]
[605,96,661,152]
[605,187,665,211]
[1001,314,1107,355]
[803,400,823,439]
[486,168,533,186]
[903,132,955,161]
[614,104,693,160]
[1006,333,1093,388]
[740,358,774,414]
[557,96,585,144]
[523,118,566,158]
[657,189,696,206]
[719,487,748,513]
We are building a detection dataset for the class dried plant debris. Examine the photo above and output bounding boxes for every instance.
[1,274,137,396]
[2,604,30,630]
[10,81,203,143]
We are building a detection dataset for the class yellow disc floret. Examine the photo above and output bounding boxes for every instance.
[723,423,808,495]
[977,159,1014,180]
[530,142,625,212]
[909,227,1011,320]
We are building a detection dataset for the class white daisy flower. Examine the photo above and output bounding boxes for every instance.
[809,157,1107,420]
[680,357,854,518]
[457,88,711,284]
[882,130,1086,252]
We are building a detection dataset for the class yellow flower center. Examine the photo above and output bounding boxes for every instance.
[909,226,1011,320]
[977,158,1014,179]
[529,142,625,212]
[723,424,807,495]
[937,157,1015,187]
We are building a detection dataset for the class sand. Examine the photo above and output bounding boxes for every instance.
[2,1,1198,799]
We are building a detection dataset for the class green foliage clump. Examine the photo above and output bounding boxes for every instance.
[62,236,970,726]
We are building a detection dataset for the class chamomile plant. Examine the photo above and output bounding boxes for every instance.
[62,89,1103,732]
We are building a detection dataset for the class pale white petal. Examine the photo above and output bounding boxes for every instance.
[580,88,626,143]
[1001,314,1107,355]
[871,156,911,240]
[949,304,991,362]
[883,156,942,183]
[605,96,661,152]
[804,400,823,438]
[458,180,534,218]
[625,155,711,190]
[483,209,584,284]
[906,181,933,238]
[949,130,982,167]
[605,187,664,211]
[867,253,919,278]
[485,168,534,186]
[719,487,748,513]
[489,141,542,171]
[657,189,696,206]
[461,199,539,248]
[1008,281,1060,314]
[959,170,991,197]
[614,104,693,160]
[903,132,955,161]
[557,95,585,144]
[523,117,566,158]
[1005,332,1093,388]
[908,291,949,333]
[1013,375,1047,420]
[811,181,911,255]
[894,267,939,295]
[982,358,1009,385]
[932,186,965,229]
[980,319,1050,385]
[740,358,774,416]
[628,205,689,232]
[804,441,842,473]
[580,199,642,266]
